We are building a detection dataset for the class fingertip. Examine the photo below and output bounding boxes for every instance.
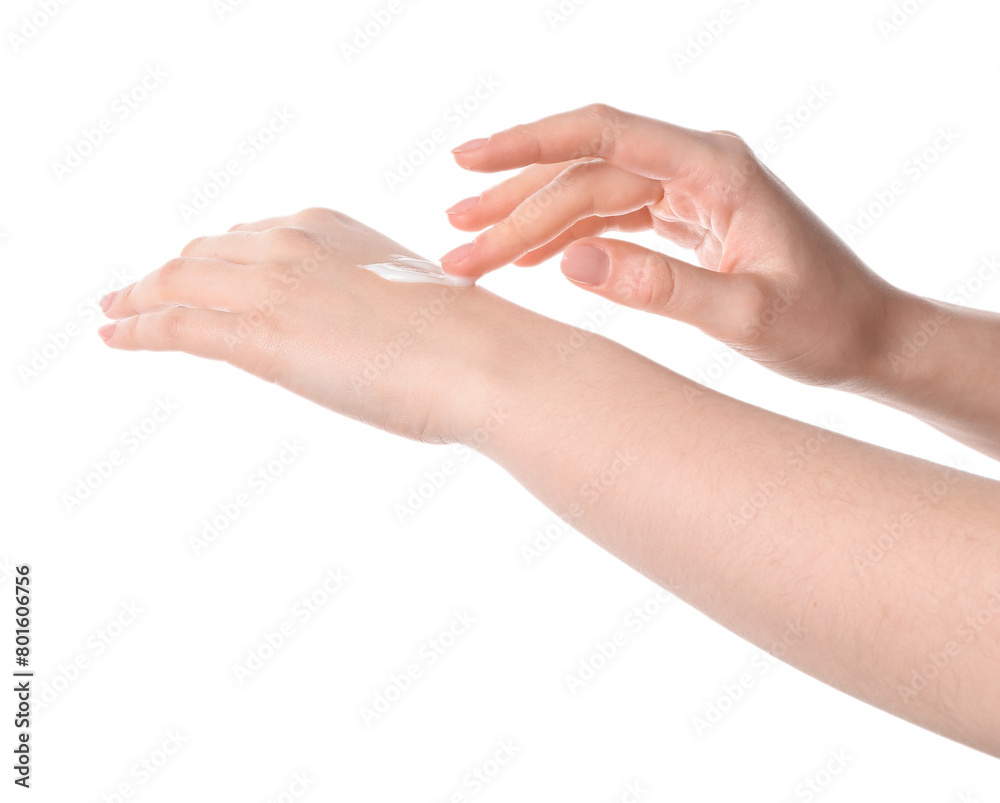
[439,241,475,268]
[440,255,490,282]
[451,138,499,172]
[440,265,479,282]
[98,322,117,344]
[447,217,488,235]
[451,137,489,155]
[440,267,481,284]
[446,198,487,232]
[103,284,135,320]
[445,196,481,216]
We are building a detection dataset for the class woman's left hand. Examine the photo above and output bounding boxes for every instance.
[98,207,525,444]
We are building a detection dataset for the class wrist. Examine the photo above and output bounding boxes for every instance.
[454,297,609,458]
[447,290,567,452]
[858,287,949,404]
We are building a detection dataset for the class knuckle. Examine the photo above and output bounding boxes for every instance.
[180,236,206,256]
[556,159,600,184]
[156,257,188,287]
[507,122,543,163]
[493,215,531,257]
[548,162,598,217]
[523,163,585,214]
[157,308,186,344]
[116,282,136,310]
[582,103,626,157]
[507,123,540,159]
[583,102,617,121]
[508,123,535,140]
[709,129,753,160]
[475,186,497,212]
[709,128,743,142]
[295,206,336,225]
[113,317,136,349]
[626,251,674,310]
[707,130,761,198]
[264,226,314,253]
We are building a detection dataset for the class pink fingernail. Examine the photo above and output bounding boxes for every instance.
[440,242,475,264]
[446,196,480,215]
[452,138,488,154]
[561,245,610,286]
[99,291,116,313]
[98,323,117,342]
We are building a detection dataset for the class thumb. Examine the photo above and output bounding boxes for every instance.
[559,237,762,342]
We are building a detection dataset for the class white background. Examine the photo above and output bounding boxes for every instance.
[3,0,1000,800]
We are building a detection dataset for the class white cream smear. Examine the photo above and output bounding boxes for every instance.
[358,255,476,287]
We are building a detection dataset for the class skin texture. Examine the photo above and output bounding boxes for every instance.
[97,110,1000,756]
[99,210,500,444]
[441,104,1000,459]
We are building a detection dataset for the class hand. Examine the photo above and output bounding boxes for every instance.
[441,103,913,390]
[98,207,518,444]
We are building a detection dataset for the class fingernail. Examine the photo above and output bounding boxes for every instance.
[446,196,480,215]
[452,138,488,154]
[440,242,475,265]
[561,245,610,286]
[98,323,117,342]
[99,291,116,313]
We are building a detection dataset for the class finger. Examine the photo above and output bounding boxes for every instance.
[513,209,652,266]
[559,237,765,343]
[517,212,716,268]
[228,216,289,232]
[446,159,590,232]
[228,207,344,232]
[441,160,661,277]
[99,307,246,362]
[181,231,266,262]
[181,227,317,264]
[452,103,724,182]
[104,257,265,319]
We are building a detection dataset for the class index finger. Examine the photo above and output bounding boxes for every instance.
[451,103,724,182]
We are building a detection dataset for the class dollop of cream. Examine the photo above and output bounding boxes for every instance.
[358,254,475,287]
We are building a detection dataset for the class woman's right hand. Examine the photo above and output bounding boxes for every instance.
[441,104,917,393]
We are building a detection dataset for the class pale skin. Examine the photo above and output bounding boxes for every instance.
[98,105,1000,757]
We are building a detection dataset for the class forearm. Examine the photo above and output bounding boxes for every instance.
[864,289,1000,460]
[469,321,1000,756]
